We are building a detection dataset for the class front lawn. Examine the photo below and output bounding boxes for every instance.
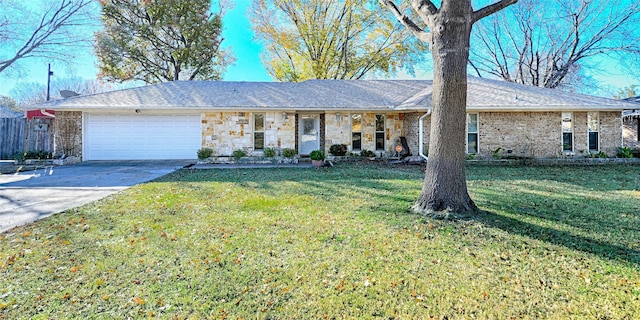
[1,164,639,319]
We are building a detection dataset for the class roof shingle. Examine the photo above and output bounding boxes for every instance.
[31,77,635,112]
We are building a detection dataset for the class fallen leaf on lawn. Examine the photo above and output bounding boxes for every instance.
[134,296,145,305]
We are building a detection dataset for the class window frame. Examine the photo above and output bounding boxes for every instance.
[562,112,574,152]
[351,113,362,151]
[466,113,479,154]
[375,114,385,151]
[253,112,265,151]
[587,112,599,152]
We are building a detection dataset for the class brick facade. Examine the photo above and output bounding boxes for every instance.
[54,111,82,158]
[623,116,639,148]
[403,111,623,159]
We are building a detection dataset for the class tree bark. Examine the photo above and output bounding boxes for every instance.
[412,1,477,216]
[382,0,517,217]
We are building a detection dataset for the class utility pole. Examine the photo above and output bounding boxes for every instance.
[46,63,54,101]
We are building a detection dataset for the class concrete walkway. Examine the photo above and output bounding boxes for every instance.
[0,161,192,234]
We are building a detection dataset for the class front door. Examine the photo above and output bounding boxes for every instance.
[299,114,319,155]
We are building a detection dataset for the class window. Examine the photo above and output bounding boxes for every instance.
[375,114,385,151]
[562,112,573,152]
[588,112,599,151]
[467,113,478,154]
[351,114,362,150]
[254,113,264,150]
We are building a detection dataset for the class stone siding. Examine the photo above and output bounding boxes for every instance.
[202,111,295,156]
[403,111,623,159]
[54,111,82,158]
[324,112,404,154]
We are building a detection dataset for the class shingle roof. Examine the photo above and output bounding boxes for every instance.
[624,96,640,104]
[0,105,23,118]
[31,77,634,112]
[622,96,640,117]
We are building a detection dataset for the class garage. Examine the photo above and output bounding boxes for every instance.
[84,113,201,160]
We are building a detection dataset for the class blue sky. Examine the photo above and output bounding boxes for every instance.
[0,0,272,97]
[0,0,637,98]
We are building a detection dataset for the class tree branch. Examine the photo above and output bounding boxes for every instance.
[472,0,518,23]
[379,0,431,43]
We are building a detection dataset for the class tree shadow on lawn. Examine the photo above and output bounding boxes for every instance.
[163,164,640,265]
[466,164,640,193]
[476,209,640,265]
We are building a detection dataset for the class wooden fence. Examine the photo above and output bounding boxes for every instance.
[0,118,55,160]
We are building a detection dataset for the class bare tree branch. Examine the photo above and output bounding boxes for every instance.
[472,0,518,23]
[379,0,432,43]
[0,0,96,75]
[471,0,640,90]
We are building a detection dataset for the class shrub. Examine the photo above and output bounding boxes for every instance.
[282,148,297,158]
[493,147,503,160]
[197,148,214,160]
[617,147,633,158]
[264,147,277,158]
[232,149,246,159]
[596,151,609,158]
[13,152,25,162]
[329,144,348,156]
[359,149,375,157]
[309,150,325,161]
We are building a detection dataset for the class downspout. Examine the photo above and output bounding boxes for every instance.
[419,108,432,161]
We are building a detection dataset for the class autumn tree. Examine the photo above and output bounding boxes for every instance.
[251,0,427,81]
[0,0,96,75]
[469,0,640,90]
[95,0,231,83]
[381,0,517,216]
[0,96,18,111]
[615,85,639,100]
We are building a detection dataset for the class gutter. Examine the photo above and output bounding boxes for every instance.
[418,109,432,161]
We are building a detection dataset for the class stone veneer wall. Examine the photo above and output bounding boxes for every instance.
[403,111,623,159]
[323,112,404,154]
[202,111,295,156]
[54,111,82,158]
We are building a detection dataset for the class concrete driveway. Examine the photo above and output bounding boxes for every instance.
[0,160,193,234]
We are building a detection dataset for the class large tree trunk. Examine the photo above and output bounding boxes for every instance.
[413,1,477,216]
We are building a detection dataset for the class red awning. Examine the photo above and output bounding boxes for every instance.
[26,109,55,119]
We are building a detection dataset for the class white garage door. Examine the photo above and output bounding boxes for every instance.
[84,114,201,160]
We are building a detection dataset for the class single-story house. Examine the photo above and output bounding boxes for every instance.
[623,96,640,148]
[29,77,636,161]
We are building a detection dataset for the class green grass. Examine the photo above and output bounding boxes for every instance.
[1,163,639,319]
